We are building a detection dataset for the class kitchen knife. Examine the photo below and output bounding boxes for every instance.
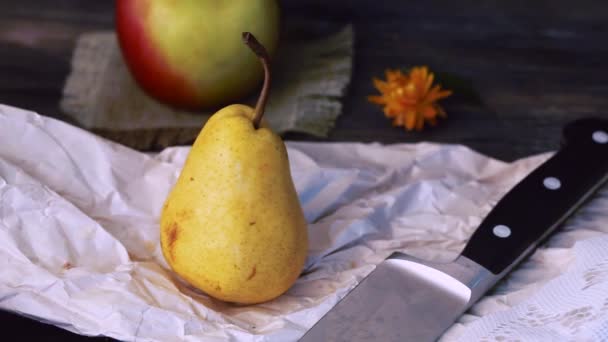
[299,117,608,342]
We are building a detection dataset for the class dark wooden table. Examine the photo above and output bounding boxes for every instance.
[1,1,607,341]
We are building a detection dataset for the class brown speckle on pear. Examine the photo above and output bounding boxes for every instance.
[247,265,257,280]
[167,222,180,260]
[176,209,193,221]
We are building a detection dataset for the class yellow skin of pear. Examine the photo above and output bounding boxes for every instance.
[160,104,308,304]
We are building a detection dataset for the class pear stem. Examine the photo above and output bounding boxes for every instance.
[242,32,271,130]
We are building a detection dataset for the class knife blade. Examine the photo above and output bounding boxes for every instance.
[299,117,608,342]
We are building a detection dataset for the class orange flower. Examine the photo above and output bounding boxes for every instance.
[368,66,452,131]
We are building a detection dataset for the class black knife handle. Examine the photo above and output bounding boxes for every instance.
[462,118,608,275]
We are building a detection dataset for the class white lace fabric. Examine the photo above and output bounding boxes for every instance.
[443,188,608,341]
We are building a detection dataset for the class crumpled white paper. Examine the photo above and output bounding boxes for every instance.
[0,103,606,342]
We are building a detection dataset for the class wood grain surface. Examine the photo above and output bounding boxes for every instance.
[1,1,607,341]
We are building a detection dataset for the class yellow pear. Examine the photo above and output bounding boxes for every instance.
[160,32,308,304]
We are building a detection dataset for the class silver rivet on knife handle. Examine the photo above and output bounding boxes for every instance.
[543,177,561,190]
[593,130,608,144]
[492,225,511,238]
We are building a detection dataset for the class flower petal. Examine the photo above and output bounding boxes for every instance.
[425,73,434,93]
[367,95,386,104]
[405,111,417,130]
[415,114,425,131]
[422,105,437,118]
[373,78,390,92]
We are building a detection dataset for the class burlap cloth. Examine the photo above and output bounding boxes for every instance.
[60,25,353,150]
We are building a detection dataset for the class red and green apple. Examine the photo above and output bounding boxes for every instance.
[115,0,280,110]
